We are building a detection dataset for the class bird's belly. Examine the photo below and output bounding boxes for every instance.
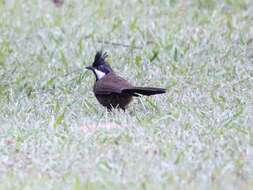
[95,93,132,110]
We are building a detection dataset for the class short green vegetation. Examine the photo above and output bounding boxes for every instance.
[0,0,252,189]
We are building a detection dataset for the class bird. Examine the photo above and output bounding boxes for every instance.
[52,0,63,7]
[86,51,166,111]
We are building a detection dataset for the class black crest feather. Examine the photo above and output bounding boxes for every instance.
[93,51,108,67]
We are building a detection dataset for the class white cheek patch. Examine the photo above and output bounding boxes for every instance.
[94,69,106,79]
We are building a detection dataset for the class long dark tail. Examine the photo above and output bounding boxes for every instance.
[122,87,166,96]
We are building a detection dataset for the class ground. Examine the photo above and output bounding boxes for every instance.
[0,0,253,189]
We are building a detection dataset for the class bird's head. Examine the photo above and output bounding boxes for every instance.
[86,51,113,81]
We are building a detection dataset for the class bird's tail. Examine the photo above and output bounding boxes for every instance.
[122,87,166,96]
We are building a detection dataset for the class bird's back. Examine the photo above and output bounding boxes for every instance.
[93,72,133,95]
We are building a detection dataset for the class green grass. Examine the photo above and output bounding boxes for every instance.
[0,0,253,189]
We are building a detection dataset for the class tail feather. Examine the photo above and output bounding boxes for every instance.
[122,87,166,96]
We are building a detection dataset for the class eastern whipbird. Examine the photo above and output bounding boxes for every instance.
[86,51,166,110]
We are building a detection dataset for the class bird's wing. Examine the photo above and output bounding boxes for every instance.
[94,73,133,95]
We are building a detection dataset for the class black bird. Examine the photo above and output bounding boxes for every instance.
[86,51,166,110]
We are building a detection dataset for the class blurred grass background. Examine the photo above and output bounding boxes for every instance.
[0,0,253,189]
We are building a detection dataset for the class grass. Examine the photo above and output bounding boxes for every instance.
[0,0,253,189]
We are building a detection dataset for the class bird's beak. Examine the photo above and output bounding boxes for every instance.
[85,66,93,70]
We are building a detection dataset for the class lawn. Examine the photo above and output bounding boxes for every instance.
[0,0,252,189]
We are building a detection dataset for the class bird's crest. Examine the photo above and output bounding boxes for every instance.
[93,51,108,67]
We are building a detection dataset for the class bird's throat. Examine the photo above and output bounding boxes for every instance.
[94,69,106,80]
